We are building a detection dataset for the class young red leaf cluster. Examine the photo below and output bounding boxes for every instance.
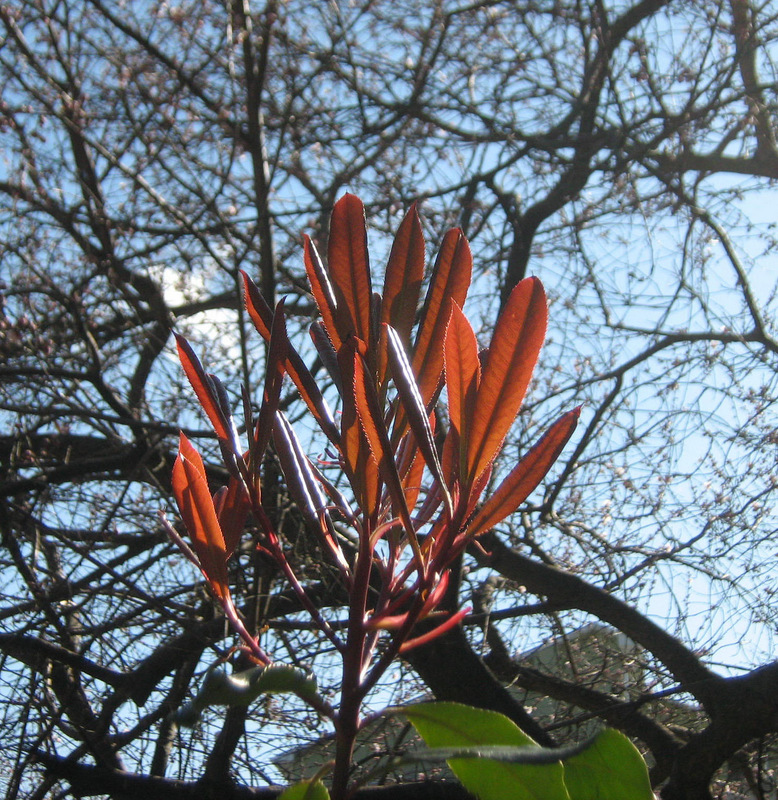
[164,193,578,717]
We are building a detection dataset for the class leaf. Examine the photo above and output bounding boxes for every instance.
[385,324,453,518]
[171,433,229,601]
[273,411,349,574]
[397,437,426,513]
[278,779,330,800]
[350,340,424,567]
[399,605,470,653]
[240,269,274,340]
[337,337,381,517]
[563,728,653,800]
[444,301,480,484]
[213,477,250,558]
[251,663,320,701]
[304,236,341,349]
[310,320,342,393]
[401,702,568,800]
[466,277,547,486]
[253,299,289,463]
[412,228,472,407]
[273,411,328,528]
[377,204,425,393]
[380,202,425,350]
[328,194,373,346]
[467,407,580,537]
[390,742,598,768]
[400,703,653,800]
[242,271,340,445]
[175,334,233,443]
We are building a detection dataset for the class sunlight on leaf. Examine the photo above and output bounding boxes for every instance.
[412,228,472,407]
[563,728,653,800]
[171,433,229,601]
[278,779,330,800]
[468,407,580,536]
[402,701,568,800]
[328,194,373,346]
[466,277,547,485]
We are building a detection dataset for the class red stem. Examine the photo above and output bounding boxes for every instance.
[331,517,374,800]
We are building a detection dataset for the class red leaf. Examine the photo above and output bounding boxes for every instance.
[175,334,232,443]
[240,270,273,339]
[468,407,580,537]
[242,271,340,445]
[380,202,425,349]
[328,194,373,346]
[172,433,230,600]
[440,423,459,491]
[253,300,289,464]
[337,337,380,517]
[303,235,341,349]
[466,277,547,486]
[214,477,250,559]
[273,411,350,575]
[377,205,425,392]
[310,320,342,393]
[350,340,424,568]
[398,438,426,513]
[412,228,472,407]
[385,324,453,518]
[444,302,480,483]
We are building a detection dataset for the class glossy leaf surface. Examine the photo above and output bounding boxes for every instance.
[386,324,452,518]
[402,702,652,800]
[303,236,341,349]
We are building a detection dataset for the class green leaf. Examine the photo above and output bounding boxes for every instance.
[563,728,653,800]
[400,703,653,800]
[401,702,569,800]
[278,779,330,800]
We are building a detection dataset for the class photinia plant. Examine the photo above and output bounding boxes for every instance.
[162,195,583,799]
